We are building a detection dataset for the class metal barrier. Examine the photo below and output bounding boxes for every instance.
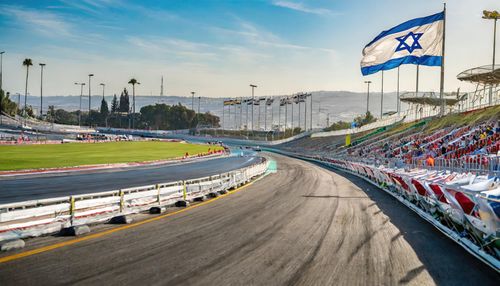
[0,159,269,241]
[406,156,500,177]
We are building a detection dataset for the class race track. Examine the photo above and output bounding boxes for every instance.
[0,153,497,285]
[0,155,260,203]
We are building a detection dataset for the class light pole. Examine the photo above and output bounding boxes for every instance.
[198,96,201,114]
[75,82,85,127]
[364,80,371,114]
[191,91,195,110]
[88,74,94,121]
[100,83,105,101]
[483,10,499,105]
[0,51,4,92]
[39,63,45,117]
[250,84,257,133]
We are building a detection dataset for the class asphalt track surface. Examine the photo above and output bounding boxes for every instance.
[0,155,260,204]
[0,154,498,285]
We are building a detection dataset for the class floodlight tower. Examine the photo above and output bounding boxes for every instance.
[483,10,499,105]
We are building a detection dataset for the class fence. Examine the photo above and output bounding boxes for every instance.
[406,156,500,177]
[0,158,269,241]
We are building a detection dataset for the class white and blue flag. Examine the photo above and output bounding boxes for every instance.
[361,11,444,76]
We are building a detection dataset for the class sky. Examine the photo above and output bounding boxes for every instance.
[0,0,498,98]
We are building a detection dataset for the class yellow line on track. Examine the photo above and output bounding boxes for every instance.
[0,181,254,264]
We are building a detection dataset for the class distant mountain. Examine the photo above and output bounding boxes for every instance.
[20,91,411,128]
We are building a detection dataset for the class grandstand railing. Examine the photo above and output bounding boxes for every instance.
[406,156,500,177]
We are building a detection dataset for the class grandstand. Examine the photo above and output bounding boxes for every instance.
[280,105,500,167]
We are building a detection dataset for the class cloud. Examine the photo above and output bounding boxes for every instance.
[0,5,72,36]
[272,1,335,16]
[210,19,336,55]
[58,0,122,14]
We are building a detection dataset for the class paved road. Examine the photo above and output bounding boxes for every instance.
[0,154,497,285]
[0,155,260,204]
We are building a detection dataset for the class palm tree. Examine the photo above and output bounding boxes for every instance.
[128,78,140,128]
[22,58,33,117]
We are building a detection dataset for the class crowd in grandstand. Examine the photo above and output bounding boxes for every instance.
[346,120,500,167]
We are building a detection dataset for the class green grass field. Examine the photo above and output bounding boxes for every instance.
[0,141,223,171]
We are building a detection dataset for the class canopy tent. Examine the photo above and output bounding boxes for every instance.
[400,91,467,106]
[457,65,500,85]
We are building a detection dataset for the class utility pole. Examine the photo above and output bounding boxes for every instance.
[39,63,46,117]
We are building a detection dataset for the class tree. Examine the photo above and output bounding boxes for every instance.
[111,94,118,113]
[100,98,109,116]
[128,78,140,128]
[354,111,376,127]
[47,105,56,119]
[118,88,130,112]
[22,58,33,117]
[325,120,351,131]
[0,90,18,116]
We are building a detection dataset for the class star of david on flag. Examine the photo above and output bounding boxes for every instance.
[360,11,444,76]
[395,32,423,53]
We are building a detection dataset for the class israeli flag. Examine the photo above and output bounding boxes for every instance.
[361,11,444,76]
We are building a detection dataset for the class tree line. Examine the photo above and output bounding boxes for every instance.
[45,88,219,130]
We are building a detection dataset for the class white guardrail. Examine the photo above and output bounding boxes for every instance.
[0,159,269,241]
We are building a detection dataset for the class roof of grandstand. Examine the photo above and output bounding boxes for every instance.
[399,91,466,106]
[457,64,500,84]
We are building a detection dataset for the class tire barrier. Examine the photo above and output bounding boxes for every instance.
[0,158,269,242]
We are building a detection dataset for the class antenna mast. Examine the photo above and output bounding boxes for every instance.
[160,76,164,96]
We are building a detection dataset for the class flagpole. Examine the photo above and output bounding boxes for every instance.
[380,70,384,118]
[440,3,446,116]
[303,95,306,130]
[309,93,313,130]
[278,100,281,139]
[397,66,400,115]
[285,99,288,136]
[292,96,295,136]
[240,98,243,135]
[298,96,301,132]
[264,99,267,131]
[222,100,224,136]
[271,98,274,133]
[246,99,249,137]
[416,64,420,95]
